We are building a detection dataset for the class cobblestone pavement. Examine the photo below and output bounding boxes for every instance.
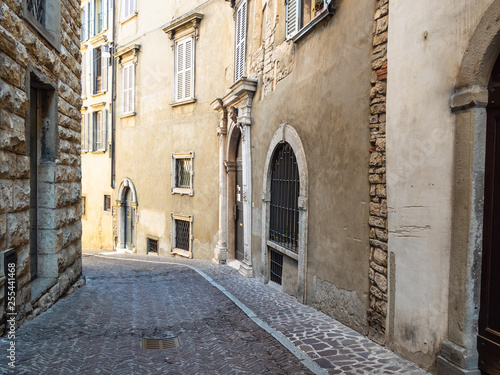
[1,251,431,375]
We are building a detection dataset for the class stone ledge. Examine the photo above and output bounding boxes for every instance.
[450,86,488,112]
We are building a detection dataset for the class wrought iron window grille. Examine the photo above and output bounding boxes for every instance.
[270,249,284,285]
[269,143,300,253]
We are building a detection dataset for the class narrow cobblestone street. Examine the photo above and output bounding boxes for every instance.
[1,252,430,374]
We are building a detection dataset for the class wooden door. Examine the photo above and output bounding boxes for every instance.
[478,56,500,375]
[235,132,244,261]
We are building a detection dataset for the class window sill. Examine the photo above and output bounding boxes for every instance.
[23,10,60,52]
[267,240,299,261]
[91,91,108,98]
[119,112,136,119]
[121,12,138,25]
[91,150,106,154]
[171,187,194,196]
[89,32,108,46]
[171,248,192,258]
[170,98,197,107]
[290,4,335,44]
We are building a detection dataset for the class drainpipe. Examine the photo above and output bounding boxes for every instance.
[110,0,116,189]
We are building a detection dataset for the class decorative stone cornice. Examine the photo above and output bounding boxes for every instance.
[114,44,141,61]
[163,12,203,49]
[212,78,258,126]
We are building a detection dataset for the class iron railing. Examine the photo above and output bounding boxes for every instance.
[175,220,190,251]
[269,143,300,253]
[270,250,283,285]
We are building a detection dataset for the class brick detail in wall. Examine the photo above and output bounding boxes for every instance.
[368,0,389,345]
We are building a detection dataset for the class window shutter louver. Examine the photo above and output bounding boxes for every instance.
[176,41,185,101]
[286,0,300,39]
[235,0,247,81]
[121,66,124,114]
[185,38,193,99]
[102,44,108,92]
[87,113,91,151]
[130,64,135,112]
[81,113,86,151]
[83,3,89,40]
[102,0,108,30]
[89,0,95,37]
[90,48,95,94]
[104,109,108,151]
[81,51,86,97]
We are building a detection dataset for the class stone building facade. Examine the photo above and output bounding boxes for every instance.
[80,0,500,374]
[0,0,83,335]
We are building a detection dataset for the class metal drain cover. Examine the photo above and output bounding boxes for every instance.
[141,336,181,350]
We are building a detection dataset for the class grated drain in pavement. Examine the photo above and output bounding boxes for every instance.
[141,336,182,350]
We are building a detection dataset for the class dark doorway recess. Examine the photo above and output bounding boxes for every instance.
[478,53,500,375]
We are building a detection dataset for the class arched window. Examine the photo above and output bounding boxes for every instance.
[269,142,300,253]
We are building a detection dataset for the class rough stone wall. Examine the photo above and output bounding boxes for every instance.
[0,0,84,335]
[367,0,389,345]
[248,0,294,97]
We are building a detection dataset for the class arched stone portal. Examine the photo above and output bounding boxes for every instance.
[438,2,500,373]
[116,178,138,252]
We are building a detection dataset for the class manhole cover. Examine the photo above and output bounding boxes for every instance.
[141,336,181,350]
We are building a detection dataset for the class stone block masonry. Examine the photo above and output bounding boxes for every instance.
[368,0,389,345]
[0,0,83,335]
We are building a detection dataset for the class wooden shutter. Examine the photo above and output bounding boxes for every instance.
[130,64,135,112]
[184,38,193,99]
[286,0,300,39]
[104,109,108,151]
[82,113,87,151]
[234,0,247,81]
[176,40,185,101]
[90,48,95,94]
[83,3,88,40]
[89,0,95,37]
[102,0,108,30]
[81,51,86,97]
[101,44,108,92]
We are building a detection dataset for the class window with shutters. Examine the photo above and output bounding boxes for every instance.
[122,0,136,20]
[121,62,135,115]
[234,0,247,82]
[90,45,109,95]
[81,112,89,152]
[171,152,194,196]
[81,0,108,41]
[163,13,202,107]
[174,37,194,102]
[81,51,87,98]
[171,214,193,258]
[285,0,334,41]
[92,110,107,152]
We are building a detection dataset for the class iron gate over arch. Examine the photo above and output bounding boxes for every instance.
[269,142,300,253]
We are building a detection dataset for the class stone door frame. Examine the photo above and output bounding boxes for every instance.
[115,178,138,252]
[261,124,308,303]
[438,2,500,373]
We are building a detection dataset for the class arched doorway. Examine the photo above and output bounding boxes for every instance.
[261,124,308,302]
[123,187,134,249]
[116,178,138,252]
[478,54,500,375]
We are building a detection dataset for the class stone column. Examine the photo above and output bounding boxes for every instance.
[239,123,253,277]
[213,109,229,264]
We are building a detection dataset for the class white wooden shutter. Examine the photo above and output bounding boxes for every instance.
[87,113,92,151]
[81,113,87,151]
[234,0,247,81]
[130,64,135,112]
[101,44,108,92]
[102,0,108,30]
[286,0,300,39]
[176,40,185,101]
[104,109,108,151]
[184,38,193,99]
[81,51,86,97]
[89,0,95,37]
[90,48,95,94]
[83,3,89,40]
